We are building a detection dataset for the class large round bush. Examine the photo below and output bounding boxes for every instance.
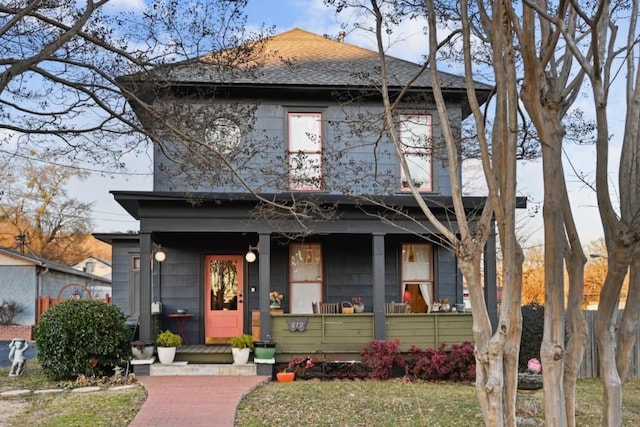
[34,299,130,380]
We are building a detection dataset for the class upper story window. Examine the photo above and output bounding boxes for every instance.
[399,114,432,192]
[288,112,323,190]
[205,118,242,154]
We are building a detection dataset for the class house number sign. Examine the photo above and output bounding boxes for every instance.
[286,317,308,332]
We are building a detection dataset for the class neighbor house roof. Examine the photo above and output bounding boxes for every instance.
[0,246,111,284]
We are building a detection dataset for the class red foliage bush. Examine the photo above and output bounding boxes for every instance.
[408,341,475,382]
[360,339,405,380]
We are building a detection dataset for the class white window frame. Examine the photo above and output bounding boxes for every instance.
[288,112,323,190]
[289,243,323,314]
[399,114,432,192]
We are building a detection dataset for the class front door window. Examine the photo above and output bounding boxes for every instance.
[209,259,239,311]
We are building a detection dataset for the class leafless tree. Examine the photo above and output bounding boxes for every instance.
[327,0,525,424]
[0,153,94,263]
[539,0,640,424]
[0,0,270,171]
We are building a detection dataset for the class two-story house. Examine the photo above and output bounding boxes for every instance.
[98,28,501,359]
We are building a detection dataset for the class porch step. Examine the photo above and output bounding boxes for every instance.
[149,362,258,376]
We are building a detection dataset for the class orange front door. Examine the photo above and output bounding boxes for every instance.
[204,255,244,343]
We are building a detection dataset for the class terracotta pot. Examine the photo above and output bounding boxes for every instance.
[276,371,295,382]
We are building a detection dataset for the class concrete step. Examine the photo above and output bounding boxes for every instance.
[149,362,256,376]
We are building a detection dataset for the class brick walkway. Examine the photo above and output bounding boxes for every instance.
[129,376,270,427]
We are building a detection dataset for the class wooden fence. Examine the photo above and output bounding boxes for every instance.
[36,294,112,323]
[579,310,640,379]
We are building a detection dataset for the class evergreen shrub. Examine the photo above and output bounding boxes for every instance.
[34,299,130,380]
[519,302,544,372]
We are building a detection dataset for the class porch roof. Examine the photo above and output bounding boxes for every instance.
[111,190,526,220]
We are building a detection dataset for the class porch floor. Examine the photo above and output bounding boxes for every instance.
[174,344,233,364]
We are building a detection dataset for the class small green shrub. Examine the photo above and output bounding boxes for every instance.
[519,303,544,372]
[229,333,255,349]
[361,339,405,380]
[156,330,182,347]
[34,300,130,380]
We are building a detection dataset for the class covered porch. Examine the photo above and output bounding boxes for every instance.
[108,191,499,350]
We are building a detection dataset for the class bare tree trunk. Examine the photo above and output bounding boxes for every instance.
[595,245,630,426]
[617,247,640,382]
[563,193,588,427]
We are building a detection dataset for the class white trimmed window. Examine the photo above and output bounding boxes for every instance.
[399,114,432,191]
[288,112,322,190]
[289,243,323,314]
[401,243,433,313]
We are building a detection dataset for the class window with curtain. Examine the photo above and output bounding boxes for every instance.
[289,243,323,313]
[401,243,433,313]
[288,112,323,190]
[399,114,432,191]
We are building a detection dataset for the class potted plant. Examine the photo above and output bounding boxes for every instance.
[287,355,317,379]
[352,296,365,313]
[276,367,295,382]
[253,335,276,359]
[131,340,155,360]
[156,330,182,364]
[269,291,284,309]
[229,333,254,364]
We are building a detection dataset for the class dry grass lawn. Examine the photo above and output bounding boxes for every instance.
[2,362,639,426]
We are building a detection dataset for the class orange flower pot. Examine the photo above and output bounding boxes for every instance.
[276,371,295,382]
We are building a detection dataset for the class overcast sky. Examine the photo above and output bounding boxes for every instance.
[82,0,611,249]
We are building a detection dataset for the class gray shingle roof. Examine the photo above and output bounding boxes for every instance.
[159,28,491,91]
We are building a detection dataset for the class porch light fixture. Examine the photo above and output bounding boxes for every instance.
[154,246,166,263]
[245,245,258,263]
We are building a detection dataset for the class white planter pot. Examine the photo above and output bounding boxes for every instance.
[157,346,177,364]
[232,347,251,365]
[131,343,155,360]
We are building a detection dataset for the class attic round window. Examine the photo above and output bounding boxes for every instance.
[205,118,241,153]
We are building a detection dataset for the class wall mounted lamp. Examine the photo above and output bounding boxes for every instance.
[245,245,259,263]
[154,245,167,263]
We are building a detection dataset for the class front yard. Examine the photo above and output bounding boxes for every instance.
[1,361,640,426]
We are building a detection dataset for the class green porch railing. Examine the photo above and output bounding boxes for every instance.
[270,313,473,358]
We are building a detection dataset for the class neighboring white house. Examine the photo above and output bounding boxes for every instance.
[0,246,112,330]
[73,256,112,281]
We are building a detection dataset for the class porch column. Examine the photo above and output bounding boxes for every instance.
[372,233,386,340]
[258,233,272,341]
[139,233,152,342]
[484,223,498,330]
